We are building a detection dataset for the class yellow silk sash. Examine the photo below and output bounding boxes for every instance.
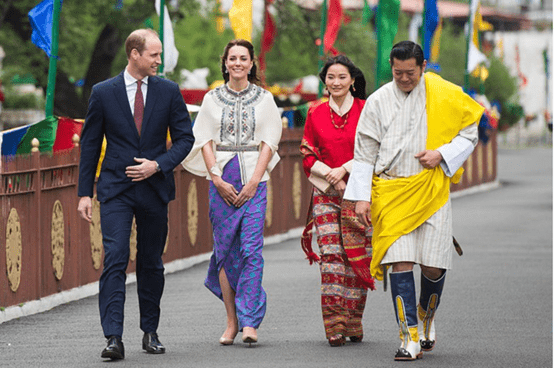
[369,73,485,280]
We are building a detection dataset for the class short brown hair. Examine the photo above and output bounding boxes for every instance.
[125,29,159,58]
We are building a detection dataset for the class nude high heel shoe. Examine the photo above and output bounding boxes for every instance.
[219,336,235,345]
[242,327,258,346]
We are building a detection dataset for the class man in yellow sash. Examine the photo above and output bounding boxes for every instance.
[344,41,484,361]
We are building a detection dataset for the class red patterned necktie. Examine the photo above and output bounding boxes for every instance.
[134,80,144,136]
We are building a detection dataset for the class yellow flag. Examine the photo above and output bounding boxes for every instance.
[497,38,504,60]
[473,65,489,81]
[430,19,442,63]
[473,4,493,47]
[216,0,225,33]
[229,0,252,41]
[476,5,493,32]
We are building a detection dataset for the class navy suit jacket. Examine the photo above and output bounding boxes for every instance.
[78,72,195,204]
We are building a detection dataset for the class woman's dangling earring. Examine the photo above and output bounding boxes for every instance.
[225,69,229,74]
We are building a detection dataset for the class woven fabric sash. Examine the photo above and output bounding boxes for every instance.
[370,167,449,280]
[216,145,259,152]
[425,72,485,183]
[301,190,375,290]
[341,200,375,290]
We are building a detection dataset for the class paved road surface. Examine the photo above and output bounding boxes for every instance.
[0,147,551,368]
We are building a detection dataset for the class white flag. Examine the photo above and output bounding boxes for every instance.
[467,42,488,73]
[155,0,179,73]
[408,14,422,44]
[466,0,488,73]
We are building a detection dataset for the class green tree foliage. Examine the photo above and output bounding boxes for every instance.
[433,22,467,86]
[262,0,320,85]
[111,0,232,85]
[0,0,520,128]
[0,0,188,117]
[261,4,412,95]
[473,56,522,130]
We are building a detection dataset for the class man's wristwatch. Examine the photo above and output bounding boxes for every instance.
[155,161,161,172]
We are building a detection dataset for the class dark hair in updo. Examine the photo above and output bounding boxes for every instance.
[319,55,366,99]
[220,39,260,85]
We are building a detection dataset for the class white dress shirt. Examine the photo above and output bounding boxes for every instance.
[124,68,149,115]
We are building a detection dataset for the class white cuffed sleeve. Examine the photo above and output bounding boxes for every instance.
[436,123,478,177]
[343,161,374,202]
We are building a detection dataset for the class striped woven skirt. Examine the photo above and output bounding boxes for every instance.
[313,188,372,339]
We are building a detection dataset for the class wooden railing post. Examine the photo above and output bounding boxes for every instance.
[31,138,43,297]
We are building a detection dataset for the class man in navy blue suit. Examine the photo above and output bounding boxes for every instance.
[77,28,194,360]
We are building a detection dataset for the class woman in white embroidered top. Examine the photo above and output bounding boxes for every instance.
[182,39,282,346]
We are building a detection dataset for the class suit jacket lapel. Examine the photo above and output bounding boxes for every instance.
[112,72,140,139]
[142,76,159,135]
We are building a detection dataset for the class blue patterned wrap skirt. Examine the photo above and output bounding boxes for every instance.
[205,155,267,330]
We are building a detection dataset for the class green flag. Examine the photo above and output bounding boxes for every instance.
[375,0,400,89]
[16,116,59,154]
[361,0,373,25]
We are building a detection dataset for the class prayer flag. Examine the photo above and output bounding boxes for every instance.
[259,1,277,85]
[155,0,179,73]
[475,5,493,32]
[408,14,422,43]
[466,0,489,73]
[427,18,443,71]
[361,0,373,26]
[0,125,31,157]
[52,117,84,153]
[323,0,343,55]
[430,18,442,62]
[544,49,550,80]
[515,44,527,88]
[229,0,253,41]
[16,116,59,154]
[422,0,439,61]
[216,0,225,33]
[28,0,63,58]
[375,0,400,88]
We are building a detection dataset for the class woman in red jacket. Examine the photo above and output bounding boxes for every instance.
[300,55,375,346]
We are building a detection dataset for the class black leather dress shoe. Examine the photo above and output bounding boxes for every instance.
[101,336,124,360]
[142,332,166,354]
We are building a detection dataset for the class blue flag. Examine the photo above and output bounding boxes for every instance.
[28,0,63,57]
[422,0,439,61]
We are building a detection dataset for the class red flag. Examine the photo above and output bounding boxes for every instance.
[515,44,528,88]
[259,1,277,85]
[293,80,303,93]
[324,0,343,56]
[53,117,83,153]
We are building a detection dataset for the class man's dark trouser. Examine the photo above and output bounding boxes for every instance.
[99,182,168,338]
